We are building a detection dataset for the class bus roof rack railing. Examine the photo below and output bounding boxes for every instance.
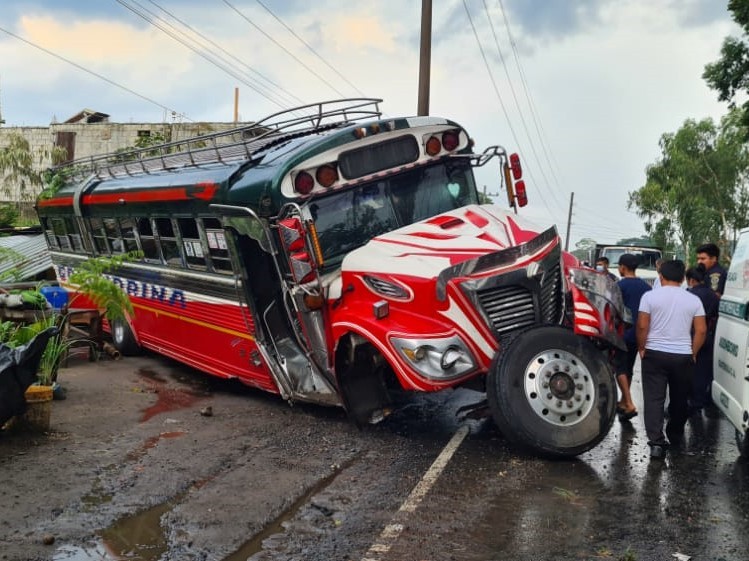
[50,98,383,183]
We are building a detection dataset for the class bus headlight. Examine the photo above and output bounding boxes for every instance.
[392,335,475,380]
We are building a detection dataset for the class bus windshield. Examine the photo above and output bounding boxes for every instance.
[308,161,478,267]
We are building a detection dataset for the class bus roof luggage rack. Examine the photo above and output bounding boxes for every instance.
[52,98,383,182]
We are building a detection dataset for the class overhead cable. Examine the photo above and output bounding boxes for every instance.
[0,25,190,121]
[222,0,348,98]
[462,0,559,222]
[254,0,366,97]
[146,0,304,106]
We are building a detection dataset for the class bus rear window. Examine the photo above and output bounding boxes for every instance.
[338,135,419,180]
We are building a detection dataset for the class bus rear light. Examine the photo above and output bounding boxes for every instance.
[425,136,442,156]
[303,293,324,310]
[353,127,367,139]
[369,123,381,134]
[442,130,460,151]
[509,153,522,180]
[503,163,515,207]
[278,218,305,251]
[315,164,338,188]
[294,171,315,195]
[515,180,528,207]
[289,252,315,283]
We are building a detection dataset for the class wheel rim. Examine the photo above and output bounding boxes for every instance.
[522,348,596,427]
[113,321,124,344]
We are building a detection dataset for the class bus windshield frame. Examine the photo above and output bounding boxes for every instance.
[306,160,479,269]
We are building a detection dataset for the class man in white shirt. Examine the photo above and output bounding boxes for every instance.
[636,260,707,459]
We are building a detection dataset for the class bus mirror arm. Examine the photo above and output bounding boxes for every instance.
[332,284,355,309]
[467,145,506,168]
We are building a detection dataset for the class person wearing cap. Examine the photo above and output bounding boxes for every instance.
[613,253,651,420]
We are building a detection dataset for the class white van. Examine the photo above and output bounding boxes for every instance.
[713,227,749,456]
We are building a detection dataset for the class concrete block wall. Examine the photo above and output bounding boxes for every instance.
[0,121,242,203]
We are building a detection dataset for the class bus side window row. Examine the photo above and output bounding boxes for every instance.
[41,215,233,275]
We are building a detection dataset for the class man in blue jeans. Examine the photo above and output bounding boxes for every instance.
[636,260,707,459]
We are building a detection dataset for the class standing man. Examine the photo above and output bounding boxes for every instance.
[595,256,618,281]
[614,253,651,420]
[636,260,707,459]
[696,242,727,297]
[686,265,720,418]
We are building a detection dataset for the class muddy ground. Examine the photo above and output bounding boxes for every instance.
[2,351,749,561]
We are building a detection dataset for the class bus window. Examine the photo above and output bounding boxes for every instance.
[66,218,84,252]
[41,217,59,250]
[155,217,182,268]
[119,218,139,253]
[136,217,159,261]
[202,217,233,274]
[104,218,124,254]
[50,218,71,251]
[89,217,110,255]
[178,217,207,271]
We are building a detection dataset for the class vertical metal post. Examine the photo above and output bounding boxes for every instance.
[564,192,574,251]
[417,0,432,116]
[234,87,239,124]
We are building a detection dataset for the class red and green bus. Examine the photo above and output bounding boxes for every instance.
[37,98,624,457]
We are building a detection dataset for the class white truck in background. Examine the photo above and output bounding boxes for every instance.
[593,244,663,285]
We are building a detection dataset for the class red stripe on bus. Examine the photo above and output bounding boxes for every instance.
[81,183,218,205]
[37,196,75,207]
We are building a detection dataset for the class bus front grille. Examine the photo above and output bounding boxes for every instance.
[476,263,563,338]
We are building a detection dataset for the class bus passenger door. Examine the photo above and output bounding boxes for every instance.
[211,204,341,407]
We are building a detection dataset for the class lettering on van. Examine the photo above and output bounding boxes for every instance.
[55,265,186,309]
[717,358,736,379]
[718,299,746,319]
[718,336,739,357]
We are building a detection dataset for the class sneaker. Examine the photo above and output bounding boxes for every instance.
[650,444,666,459]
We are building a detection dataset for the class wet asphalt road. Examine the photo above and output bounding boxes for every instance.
[2,354,749,561]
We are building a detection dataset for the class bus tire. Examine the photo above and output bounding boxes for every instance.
[111,318,141,356]
[487,325,616,458]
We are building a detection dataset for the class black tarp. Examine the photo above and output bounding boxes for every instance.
[0,328,58,427]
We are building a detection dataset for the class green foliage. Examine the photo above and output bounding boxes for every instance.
[704,0,749,135]
[67,252,141,322]
[0,132,67,202]
[0,204,19,228]
[627,109,749,260]
[0,246,25,283]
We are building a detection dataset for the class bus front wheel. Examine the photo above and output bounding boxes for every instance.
[111,318,141,356]
[487,326,616,458]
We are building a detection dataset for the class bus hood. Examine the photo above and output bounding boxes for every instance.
[341,204,554,280]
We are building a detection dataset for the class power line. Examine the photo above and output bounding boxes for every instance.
[462,0,560,221]
[481,0,563,211]
[114,0,293,110]
[145,0,304,107]
[254,0,366,97]
[497,0,567,195]
[0,25,190,120]
[222,0,348,98]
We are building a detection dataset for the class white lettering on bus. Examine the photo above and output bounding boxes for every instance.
[55,265,186,309]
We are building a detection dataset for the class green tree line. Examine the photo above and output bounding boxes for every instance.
[629,0,749,262]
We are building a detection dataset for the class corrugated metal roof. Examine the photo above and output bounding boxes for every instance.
[0,235,53,281]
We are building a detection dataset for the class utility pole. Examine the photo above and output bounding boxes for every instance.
[564,192,574,251]
[417,0,432,116]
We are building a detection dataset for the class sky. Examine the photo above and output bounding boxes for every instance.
[0,0,741,250]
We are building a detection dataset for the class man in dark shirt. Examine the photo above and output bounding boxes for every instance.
[614,253,651,420]
[686,265,720,417]
[696,242,727,297]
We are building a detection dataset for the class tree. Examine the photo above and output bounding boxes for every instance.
[571,237,597,262]
[627,110,749,260]
[703,0,749,134]
[0,132,67,211]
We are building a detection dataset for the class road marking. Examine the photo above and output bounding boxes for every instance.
[360,424,470,561]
